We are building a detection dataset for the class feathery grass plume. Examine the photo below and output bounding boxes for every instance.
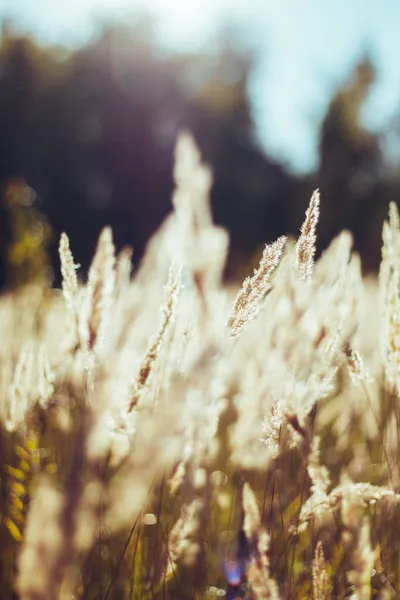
[164,498,204,579]
[389,200,400,230]
[7,342,55,430]
[295,436,332,532]
[227,235,287,337]
[59,232,78,308]
[341,492,374,600]
[242,483,280,599]
[173,130,212,228]
[307,436,331,500]
[312,541,329,600]
[243,482,261,547]
[331,480,400,506]
[229,231,361,467]
[379,203,400,294]
[129,264,181,411]
[169,459,188,495]
[344,343,373,386]
[381,202,400,275]
[86,226,116,353]
[295,189,320,280]
[381,262,400,394]
[299,478,400,533]
[379,203,400,394]
[262,236,357,428]
[259,398,284,458]
[385,412,400,490]
[171,131,228,312]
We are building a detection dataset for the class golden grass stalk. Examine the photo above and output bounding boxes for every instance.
[312,541,330,600]
[295,189,320,280]
[299,477,400,534]
[171,132,228,311]
[227,235,287,337]
[59,232,78,308]
[165,498,204,579]
[259,399,284,458]
[307,436,331,499]
[129,264,181,411]
[172,131,212,229]
[344,344,373,386]
[243,482,262,544]
[86,227,116,353]
[379,202,400,393]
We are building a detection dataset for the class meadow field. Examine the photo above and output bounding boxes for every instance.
[0,132,399,599]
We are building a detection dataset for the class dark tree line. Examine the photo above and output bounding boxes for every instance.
[0,22,398,288]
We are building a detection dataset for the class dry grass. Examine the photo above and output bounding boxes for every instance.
[0,132,399,599]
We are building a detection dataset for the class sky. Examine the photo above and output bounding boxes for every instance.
[1,0,400,174]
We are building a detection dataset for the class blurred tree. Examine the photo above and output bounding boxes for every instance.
[0,37,35,179]
[0,24,294,286]
[317,56,389,269]
[0,26,398,287]
[176,42,296,275]
[0,32,54,287]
